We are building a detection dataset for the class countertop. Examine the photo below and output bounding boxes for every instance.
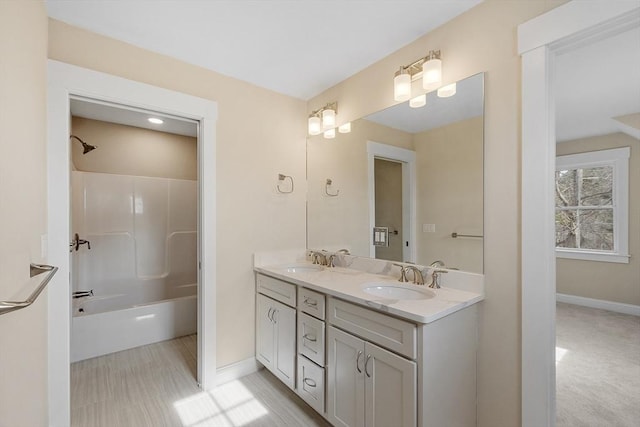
[255,263,484,324]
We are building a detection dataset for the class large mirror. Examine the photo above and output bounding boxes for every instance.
[307,72,484,273]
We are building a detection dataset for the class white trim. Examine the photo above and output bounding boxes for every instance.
[557,293,640,316]
[47,60,217,426]
[216,358,262,386]
[519,2,640,427]
[556,249,630,264]
[555,147,630,263]
[366,141,416,263]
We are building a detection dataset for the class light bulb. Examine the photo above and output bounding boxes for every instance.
[394,68,411,102]
[409,94,426,108]
[437,83,456,98]
[308,116,321,135]
[422,51,442,90]
[322,108,336,129]
[338,122,351,133]
[324,128,336,139]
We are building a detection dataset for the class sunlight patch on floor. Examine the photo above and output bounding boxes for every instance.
[173,380,269,427]
[556,346,568,364]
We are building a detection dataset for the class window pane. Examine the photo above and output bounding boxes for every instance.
[556,209,577,248]
[556,169,578,207]
[579,209,613,250]
[580,166,612,206]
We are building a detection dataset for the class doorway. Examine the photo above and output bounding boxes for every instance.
[47,60,217,426]
[519,3,640,426]
[367,141,416,263]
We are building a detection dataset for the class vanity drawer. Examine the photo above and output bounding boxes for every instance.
[297,355,325,414]
[298,312,325,366]
[298,288,326,320]
[256,274,296,308]
[328,297,417,359]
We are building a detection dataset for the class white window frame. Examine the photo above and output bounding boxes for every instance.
[555,147,630,263]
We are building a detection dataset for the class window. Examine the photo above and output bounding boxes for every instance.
[555,147,630,263]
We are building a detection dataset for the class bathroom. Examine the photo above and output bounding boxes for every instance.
[1,1,638,427]
[68,100,199,363]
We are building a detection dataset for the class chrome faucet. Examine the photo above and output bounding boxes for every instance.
[327,254,337,267]
[405,266,425,285]
[429,260,445,268]
[72,290,94,299]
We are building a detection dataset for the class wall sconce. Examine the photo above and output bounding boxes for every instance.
[393,50,442,102]
[308,101,351,139]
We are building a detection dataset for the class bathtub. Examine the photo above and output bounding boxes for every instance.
[70,286,197,363]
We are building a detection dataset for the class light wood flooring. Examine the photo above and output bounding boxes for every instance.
[71,335,330,427]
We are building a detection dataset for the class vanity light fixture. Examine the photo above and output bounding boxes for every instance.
[393,49,443,100]
[338,122,351,133]
[148,117,164,124]
[308,102,350,138]
[409,94,426,108]
[308,115,322,135]
[437,82,457,98]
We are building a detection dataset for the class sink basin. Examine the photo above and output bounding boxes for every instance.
[362,282,435,300]
[284,264,323,273]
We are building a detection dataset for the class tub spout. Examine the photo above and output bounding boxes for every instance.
[72,290,94,299]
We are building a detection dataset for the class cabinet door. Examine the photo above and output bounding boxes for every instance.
[327,326,366,427]
[256,294,275,369]
[365,342,417,427]
[273,301,296,389]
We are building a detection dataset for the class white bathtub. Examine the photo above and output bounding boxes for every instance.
[71,289,197,362]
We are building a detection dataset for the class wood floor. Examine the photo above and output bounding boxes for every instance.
[71,335,330,427]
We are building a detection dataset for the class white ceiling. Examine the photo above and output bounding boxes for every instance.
[555,26,640,142]
[46,0,482,100]
[70,98,198,137]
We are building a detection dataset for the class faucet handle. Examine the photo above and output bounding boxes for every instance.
[429,269,448,289]
[393,263,408,282]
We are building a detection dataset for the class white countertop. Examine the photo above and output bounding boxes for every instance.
[255,263,484,324]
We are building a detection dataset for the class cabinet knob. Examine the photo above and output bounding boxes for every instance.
[304,298,318,307]
[303,377,317,388]
[303,334,317,342]
[356,350,363,373]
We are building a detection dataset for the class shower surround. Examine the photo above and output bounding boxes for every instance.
[70,171,197,361]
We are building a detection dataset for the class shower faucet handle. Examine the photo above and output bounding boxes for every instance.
[71,233,91,251]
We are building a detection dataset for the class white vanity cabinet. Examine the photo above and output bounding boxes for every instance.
[327,301,417,427]
[256,275,297,389]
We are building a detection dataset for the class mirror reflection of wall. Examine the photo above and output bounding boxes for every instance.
[307,72,484,273]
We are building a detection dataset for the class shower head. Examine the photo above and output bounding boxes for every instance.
[70,135,97,154]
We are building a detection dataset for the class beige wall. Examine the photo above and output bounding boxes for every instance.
[308,1,567,426]
[415,116,483,273]
[49,19,308,368]
[307,118,412,256]
[72,117,198,180]
[0,1,49,426]
[556,133,640,305]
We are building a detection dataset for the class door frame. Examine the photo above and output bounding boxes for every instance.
[518,2,640,426]
[367,141,416,263]
[47,60,218,426]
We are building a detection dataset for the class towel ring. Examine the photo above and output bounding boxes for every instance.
[277,174,294,194]
[325,179,339,197]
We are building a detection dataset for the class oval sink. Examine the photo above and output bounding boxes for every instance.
[362,283,435,300]
[284,264,323,273]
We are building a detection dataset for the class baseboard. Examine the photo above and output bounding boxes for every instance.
[216,357,261,385]
[557,293,640,316]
